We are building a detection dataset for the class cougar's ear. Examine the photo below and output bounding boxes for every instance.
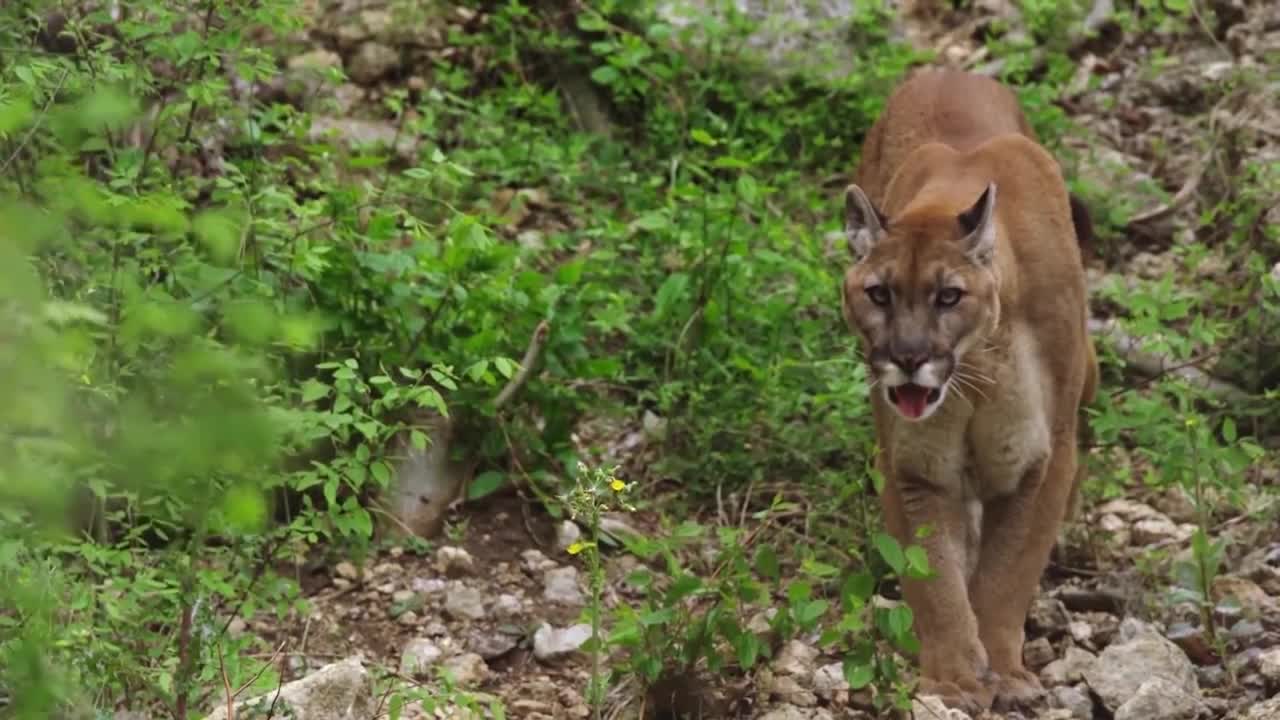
[958,182,997,265]
[844,184,887,261]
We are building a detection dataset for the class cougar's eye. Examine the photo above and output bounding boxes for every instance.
[865,285,891,306]
[936,288,964,308]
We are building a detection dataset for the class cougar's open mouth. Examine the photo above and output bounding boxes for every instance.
[887,383,942,420]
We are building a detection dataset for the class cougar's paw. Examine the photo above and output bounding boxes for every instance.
[991,668,1045,711]
[916,677,995,715]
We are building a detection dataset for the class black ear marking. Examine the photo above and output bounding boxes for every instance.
[957,182,998,265]
[958,185,993,236]
[874,206,889,230]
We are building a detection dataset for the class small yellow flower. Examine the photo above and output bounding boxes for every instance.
[567,542,585,555]
[610,478,625,492]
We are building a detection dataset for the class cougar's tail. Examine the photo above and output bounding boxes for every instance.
[1068,192,1095,263]
[1065,192,1099,524]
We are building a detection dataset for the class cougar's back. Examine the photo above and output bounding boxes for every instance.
[854,69,1035,207]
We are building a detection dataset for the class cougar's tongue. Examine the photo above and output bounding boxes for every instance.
[894,384,931,419]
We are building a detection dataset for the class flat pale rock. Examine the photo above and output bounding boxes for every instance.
[757,706,834,720]
[811,662,848,701]
[1213,574,1277,617]
[532,622,592,660]
[910,694,971,719]
[554,520,581,551]
[1259,646,1280,686]
[440,653,488,688]
[1028,596,1071,635]
[772,639,818,677]
[203,656,372,720]
[400,639,444,677]
[1050,684,1094,719]
[1244,696,1280,719]
[542,566,585,606]
[1083,619,1198,712]
[1095,498,1161,521]
[1024,636,1056,670]
[1114,677,1202,720]
[1041,646,1098,686]
[435,546,475,577]
[443,584,486,621]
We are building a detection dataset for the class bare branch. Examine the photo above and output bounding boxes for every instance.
[494,320,551,410]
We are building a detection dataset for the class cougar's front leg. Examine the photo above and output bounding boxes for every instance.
[969,438,1077,707]
[882,473,993,713]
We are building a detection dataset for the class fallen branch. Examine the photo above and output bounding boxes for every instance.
[1089,317,1250,403]
[1052,585,1127,614]
[494,319,551,410]
[1126,89,1249,229]
[1124,147,1212,228]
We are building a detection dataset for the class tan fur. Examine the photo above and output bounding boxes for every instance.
[839,68,1100,712]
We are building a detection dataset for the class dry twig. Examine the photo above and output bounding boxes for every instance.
[494,320,551,409]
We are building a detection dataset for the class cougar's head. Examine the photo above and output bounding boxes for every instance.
[839,182,1001,422]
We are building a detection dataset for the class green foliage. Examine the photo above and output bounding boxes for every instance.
[578,460,929,714]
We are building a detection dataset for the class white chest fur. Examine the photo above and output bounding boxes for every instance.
[964,328,1052,500]
[883,326,1052,500]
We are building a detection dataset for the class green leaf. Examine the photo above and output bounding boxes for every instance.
[665,573,704,604]
[557,259,585,285]
[219,485,266,533]
[631,211,670,232]
[690,129,717,146]
[733,632,760,669]
[414,387,448,415]
[654,272,689,319]
[590,65,620,85]
[13,66,35,87]
[844,661,874,690]
[640,608,674,626]
[1222,417,1237,443]
[464,359,490,382]
[468,471,506,500]
[873,532,906,575]
[192,210,241,263]
[493,357,516,380]
[410,430,429,451]
[754,545,780,581]
[904,546,932,578]
[794,599,829,627]
[711,155,750,169]
[429,370,458,391]
[841,571,876,605]
[801,558,840,578]
[671,522,704,540]
[301,380,330,404]
[786,580,812,604]
[2,96,44,137]
[887,605,914,639]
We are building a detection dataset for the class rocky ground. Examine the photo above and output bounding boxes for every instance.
[223,490,1280,720]
[210,1,1280,719]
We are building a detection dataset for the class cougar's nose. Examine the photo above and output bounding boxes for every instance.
[889,336,930,374]
[894,352,928,373]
